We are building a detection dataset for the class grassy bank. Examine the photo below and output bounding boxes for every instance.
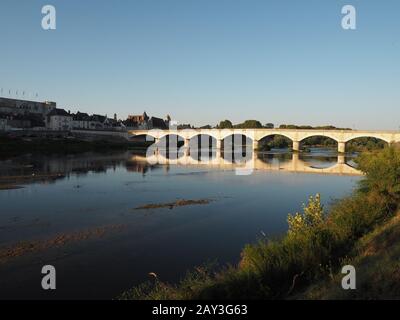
[120,146,400,300]
[300,212,400,299]
[0,136,130,157]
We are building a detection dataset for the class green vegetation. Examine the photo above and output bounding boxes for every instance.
[234,120,263,129]
[258,135,292,151]
[217,120,234,129]
[0,135,130,158]
[258,136,386,152]
[301,136,337,148]
[217,119,264,129]
[120,146,400,300]
[279,124,352,130]
[347,137,386,153]
[301,213,400,299]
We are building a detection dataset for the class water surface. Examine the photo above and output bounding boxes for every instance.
[0,149,360,299]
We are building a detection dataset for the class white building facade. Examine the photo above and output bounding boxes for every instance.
[47,109,73,131]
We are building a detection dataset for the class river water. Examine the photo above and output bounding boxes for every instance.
[0,148,360,299]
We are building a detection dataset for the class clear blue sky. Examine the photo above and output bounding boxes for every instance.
[1,0,399,129]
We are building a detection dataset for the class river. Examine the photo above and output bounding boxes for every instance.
[0,148,360,299]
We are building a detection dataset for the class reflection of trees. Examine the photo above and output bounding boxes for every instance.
[125,161,150,174]
[300,155,336,162]
[0,152,131,186]
[258,152,292,163]
[1,150,363,189]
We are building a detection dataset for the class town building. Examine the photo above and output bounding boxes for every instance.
[0,97,56,116]
[72,112,91,129]
[105,117,125,131]
[148,116,168,129]
[0,113,46,131]
[89,114,108,130]
[128,112,149,125]
[0,116,10,131]
[124,112,170,130]
[47,108,73,131]
[0,97,172,133]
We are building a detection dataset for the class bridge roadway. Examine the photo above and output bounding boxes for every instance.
[128,128,400,153]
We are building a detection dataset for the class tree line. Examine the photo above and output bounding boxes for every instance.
[199,120,352,130]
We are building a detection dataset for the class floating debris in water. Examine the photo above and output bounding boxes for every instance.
[134,199,212,210]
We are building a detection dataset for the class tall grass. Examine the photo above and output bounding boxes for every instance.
[120,146,400,300]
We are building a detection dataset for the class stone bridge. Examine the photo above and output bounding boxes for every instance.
[128,129,400,153]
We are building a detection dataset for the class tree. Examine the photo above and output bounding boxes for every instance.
[287,194,324,237]
[235,120,263,129]
[357,146,400,206]
[264,123,274,129]
[218,120,233,129]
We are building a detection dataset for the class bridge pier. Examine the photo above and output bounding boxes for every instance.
[253,140,259,151]
[184,138,190,148]
[338,142,346,154]
[182,138,190,156]
[292,141,300,152]
[292,152,300,170]
[216,139,222,150]
[153,138,159,152]
[338,154,345,164]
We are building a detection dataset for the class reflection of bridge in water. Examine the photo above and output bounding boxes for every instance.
[131,149,362,176]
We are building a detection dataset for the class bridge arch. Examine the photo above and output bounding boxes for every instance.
[222,134,253,147]
[156,133,185,141]
[299,133,339,143]
[344,134,392,144]
[188,134,217,150]
[219,130,252,141]
[257,134,293,151]
[221,134,254,165]
[156,134,186,148]
[128,133,158,144]
[186,131,219,141]
[258,133,294,142]
[300,135,338,150]
[345,136,389,152]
